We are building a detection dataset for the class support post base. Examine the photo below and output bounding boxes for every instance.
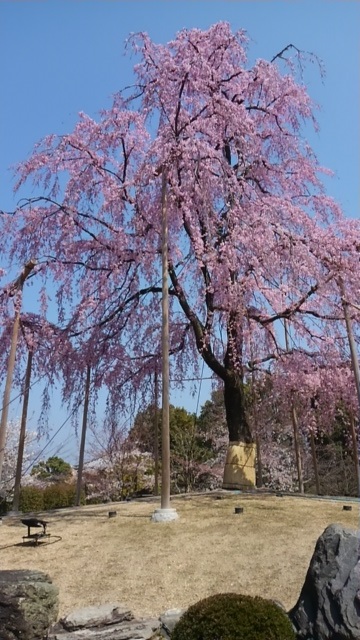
[151,508,179,523]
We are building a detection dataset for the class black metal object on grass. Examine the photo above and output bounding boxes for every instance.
[21,518,50,545]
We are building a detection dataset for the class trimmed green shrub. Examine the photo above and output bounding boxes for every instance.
[85,495,104,505]
[43,482,85,510]
[19,486,45,513]
[0,497,11,516]
[43,483,71,510]
[171,593,295,640]
[18,483,85,512]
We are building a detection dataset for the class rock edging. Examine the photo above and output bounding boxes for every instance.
[48,604,183,639]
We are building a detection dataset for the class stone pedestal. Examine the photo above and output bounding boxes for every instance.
[222,442,256,489]
[151,508,179,522]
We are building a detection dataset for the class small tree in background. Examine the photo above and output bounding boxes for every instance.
[88,419,153,500]
[0,420,37,497]
[129,402,224,493]
[31,455,73,482]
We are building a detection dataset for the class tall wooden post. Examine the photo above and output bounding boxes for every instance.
[154,369,159,496]
[309,431,320,495]
[349,413,360,497]
[76,365,91,506]
[160,171,171,509]
[0,260,36,484]
[251,372,263,488]
[291,404,304,493]
[0,308,21,484]
[339,280,360,496]
[339,281,360,411]
[12,349,33,512]
[284,319,304,494]
[151,169,178,521]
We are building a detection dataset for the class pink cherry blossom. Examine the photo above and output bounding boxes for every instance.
[0,22,359,454]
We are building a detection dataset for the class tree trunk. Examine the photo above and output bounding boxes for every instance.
[284,320,304,494]
[222,372,256,489]
[251,370,263,487]
[223,374,252,443]
[310,431,320,495]
[76,365,91,507]
[12,349,33,512]
[153,370,159,496]
[255,433,263,488]
[0,306,21,483]
[349,413,360,497]
[291,403,304,494]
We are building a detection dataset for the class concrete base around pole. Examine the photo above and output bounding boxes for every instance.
[151,508,179,523]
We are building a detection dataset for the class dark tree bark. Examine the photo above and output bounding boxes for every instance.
[223,373,252,443]
[222,310,252,443]
[168,265,253,444]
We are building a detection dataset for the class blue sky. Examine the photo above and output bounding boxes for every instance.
[0,0,359,463]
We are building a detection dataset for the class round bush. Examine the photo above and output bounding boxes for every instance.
[171,593,295,640]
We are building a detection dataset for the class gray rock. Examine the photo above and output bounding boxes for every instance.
[60,603,134,630]
[159,608,185,638]
[271,599,287,613]
[0,569,59,640]
[289,523,360,640]
[48,617,160,639]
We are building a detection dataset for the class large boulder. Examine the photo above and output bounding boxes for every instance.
[289,523,360,640]
[0,569,59,640]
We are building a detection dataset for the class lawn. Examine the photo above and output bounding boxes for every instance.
[0,493,358,618]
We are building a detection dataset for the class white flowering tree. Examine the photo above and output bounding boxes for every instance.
[0,420,38,497]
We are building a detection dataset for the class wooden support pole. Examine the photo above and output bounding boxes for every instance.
[291,404,304,493]
[339,280,360,496]
[0,309,22,484]
[310,431,321,495]
[160,171,171,511]
[339,280,360,411]
[76,365,91,507]
[154,369,159,496]
[349,413,360,497]
[12,349,33,512]
[251,372,263,488]
[284,319,304,494]
[151,170,177,521]
[0,260,36,484]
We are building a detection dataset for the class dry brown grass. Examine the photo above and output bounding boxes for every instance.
[1,494,358,618]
